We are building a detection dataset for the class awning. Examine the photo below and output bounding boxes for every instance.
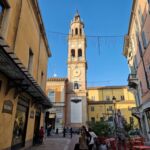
[0,38,52,108]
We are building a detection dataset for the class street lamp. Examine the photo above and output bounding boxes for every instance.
[112,96,117,113]
[112,96,118,150]
[112,96,117,127]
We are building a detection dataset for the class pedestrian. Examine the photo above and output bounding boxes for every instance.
[47,124,52,136]
[70,127,73,138]
[63,126,66,137]
[56,128,58,134]
[78,129,88,150]
[88,128,97,150]
[39,126,44,144]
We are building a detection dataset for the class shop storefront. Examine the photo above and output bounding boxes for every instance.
[12,96,29,150]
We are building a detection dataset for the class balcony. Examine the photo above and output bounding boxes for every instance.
[128,74,138,89]
[130,107,141,119]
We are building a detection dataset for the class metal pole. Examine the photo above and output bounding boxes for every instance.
[114,102,118,150]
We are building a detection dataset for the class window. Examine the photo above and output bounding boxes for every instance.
[91,117,95,122]
[91,106,94,111]
[72,29,73,36]
[78,49,82,60]
[135,19,140,33]
[75,28,78,35]
[142,31,148,49]
[91,96,95,101]
[149,80,150,88]
[100,117,104,121]
[121,96,125,100]
[0,2,4,24]
[106,96,110,101]
[48,90,55,103]
[146,110,150,128]
[41,71,44,87]
[138,39,143,57]
[138,7,144,26]
[108,106,113,111]
[74,81,79,89]
[80,28,82,35]
[71,49,75,60]
[28,49,33,73]
[134,56,138,69]
[140,81,144,95]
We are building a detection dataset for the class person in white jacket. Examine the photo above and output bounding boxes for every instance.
[88,128,97,150]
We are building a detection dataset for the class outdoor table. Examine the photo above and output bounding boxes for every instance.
[133,145,150,150]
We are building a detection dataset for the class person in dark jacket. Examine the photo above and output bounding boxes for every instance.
[70,127,73,138]
[63,126,66,137]
[39,126,44,144]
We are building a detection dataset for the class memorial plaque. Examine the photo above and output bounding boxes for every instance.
[30,110,34,118]
[2,100,13,114]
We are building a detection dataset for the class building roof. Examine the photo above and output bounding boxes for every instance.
[87,85,128,90]
[127,0,137,35]
[32,0,51,57]
[47,77,68,82]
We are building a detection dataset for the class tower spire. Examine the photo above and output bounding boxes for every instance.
[75,9,79,17]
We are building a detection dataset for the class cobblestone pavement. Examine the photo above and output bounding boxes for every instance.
[28,134,79,150]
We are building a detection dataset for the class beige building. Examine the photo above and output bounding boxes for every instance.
[123,0,150,140]
[0,0,51,150]
[46,78,67,131]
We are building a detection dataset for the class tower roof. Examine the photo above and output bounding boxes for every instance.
[74,9,80,18]
[71,10,84,26]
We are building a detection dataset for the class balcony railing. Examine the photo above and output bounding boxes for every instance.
[128,74,138,89]
[130,107,141,118]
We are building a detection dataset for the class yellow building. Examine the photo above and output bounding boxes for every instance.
[87,86,138,127]
[0,0,51,150]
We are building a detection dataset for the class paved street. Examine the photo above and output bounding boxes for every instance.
[28,134,79,150]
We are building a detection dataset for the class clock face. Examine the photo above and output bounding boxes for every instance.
[73,68,81,77]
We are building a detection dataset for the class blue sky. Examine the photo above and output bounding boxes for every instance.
[39,0,132,87]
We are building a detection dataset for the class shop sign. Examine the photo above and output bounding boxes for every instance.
[57,113,63,118]
[2,100,13,114]
[30,110,35,118]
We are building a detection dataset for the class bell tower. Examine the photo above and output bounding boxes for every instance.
[66,11,87,127]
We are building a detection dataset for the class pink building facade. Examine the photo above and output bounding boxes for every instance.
[124,0,150,141]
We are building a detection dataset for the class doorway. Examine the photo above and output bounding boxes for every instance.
[11,97,29,150]
[33,110,41,145]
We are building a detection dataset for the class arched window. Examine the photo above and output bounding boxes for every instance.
[72,29,73,36]
[75,28,78,35]
[80,28,82,35]
[48,90,55,103]
[74,81,79,89]
[71,49,75,60]
[78,49,82,60]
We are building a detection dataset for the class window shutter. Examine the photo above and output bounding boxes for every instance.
[142,31,148,49]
